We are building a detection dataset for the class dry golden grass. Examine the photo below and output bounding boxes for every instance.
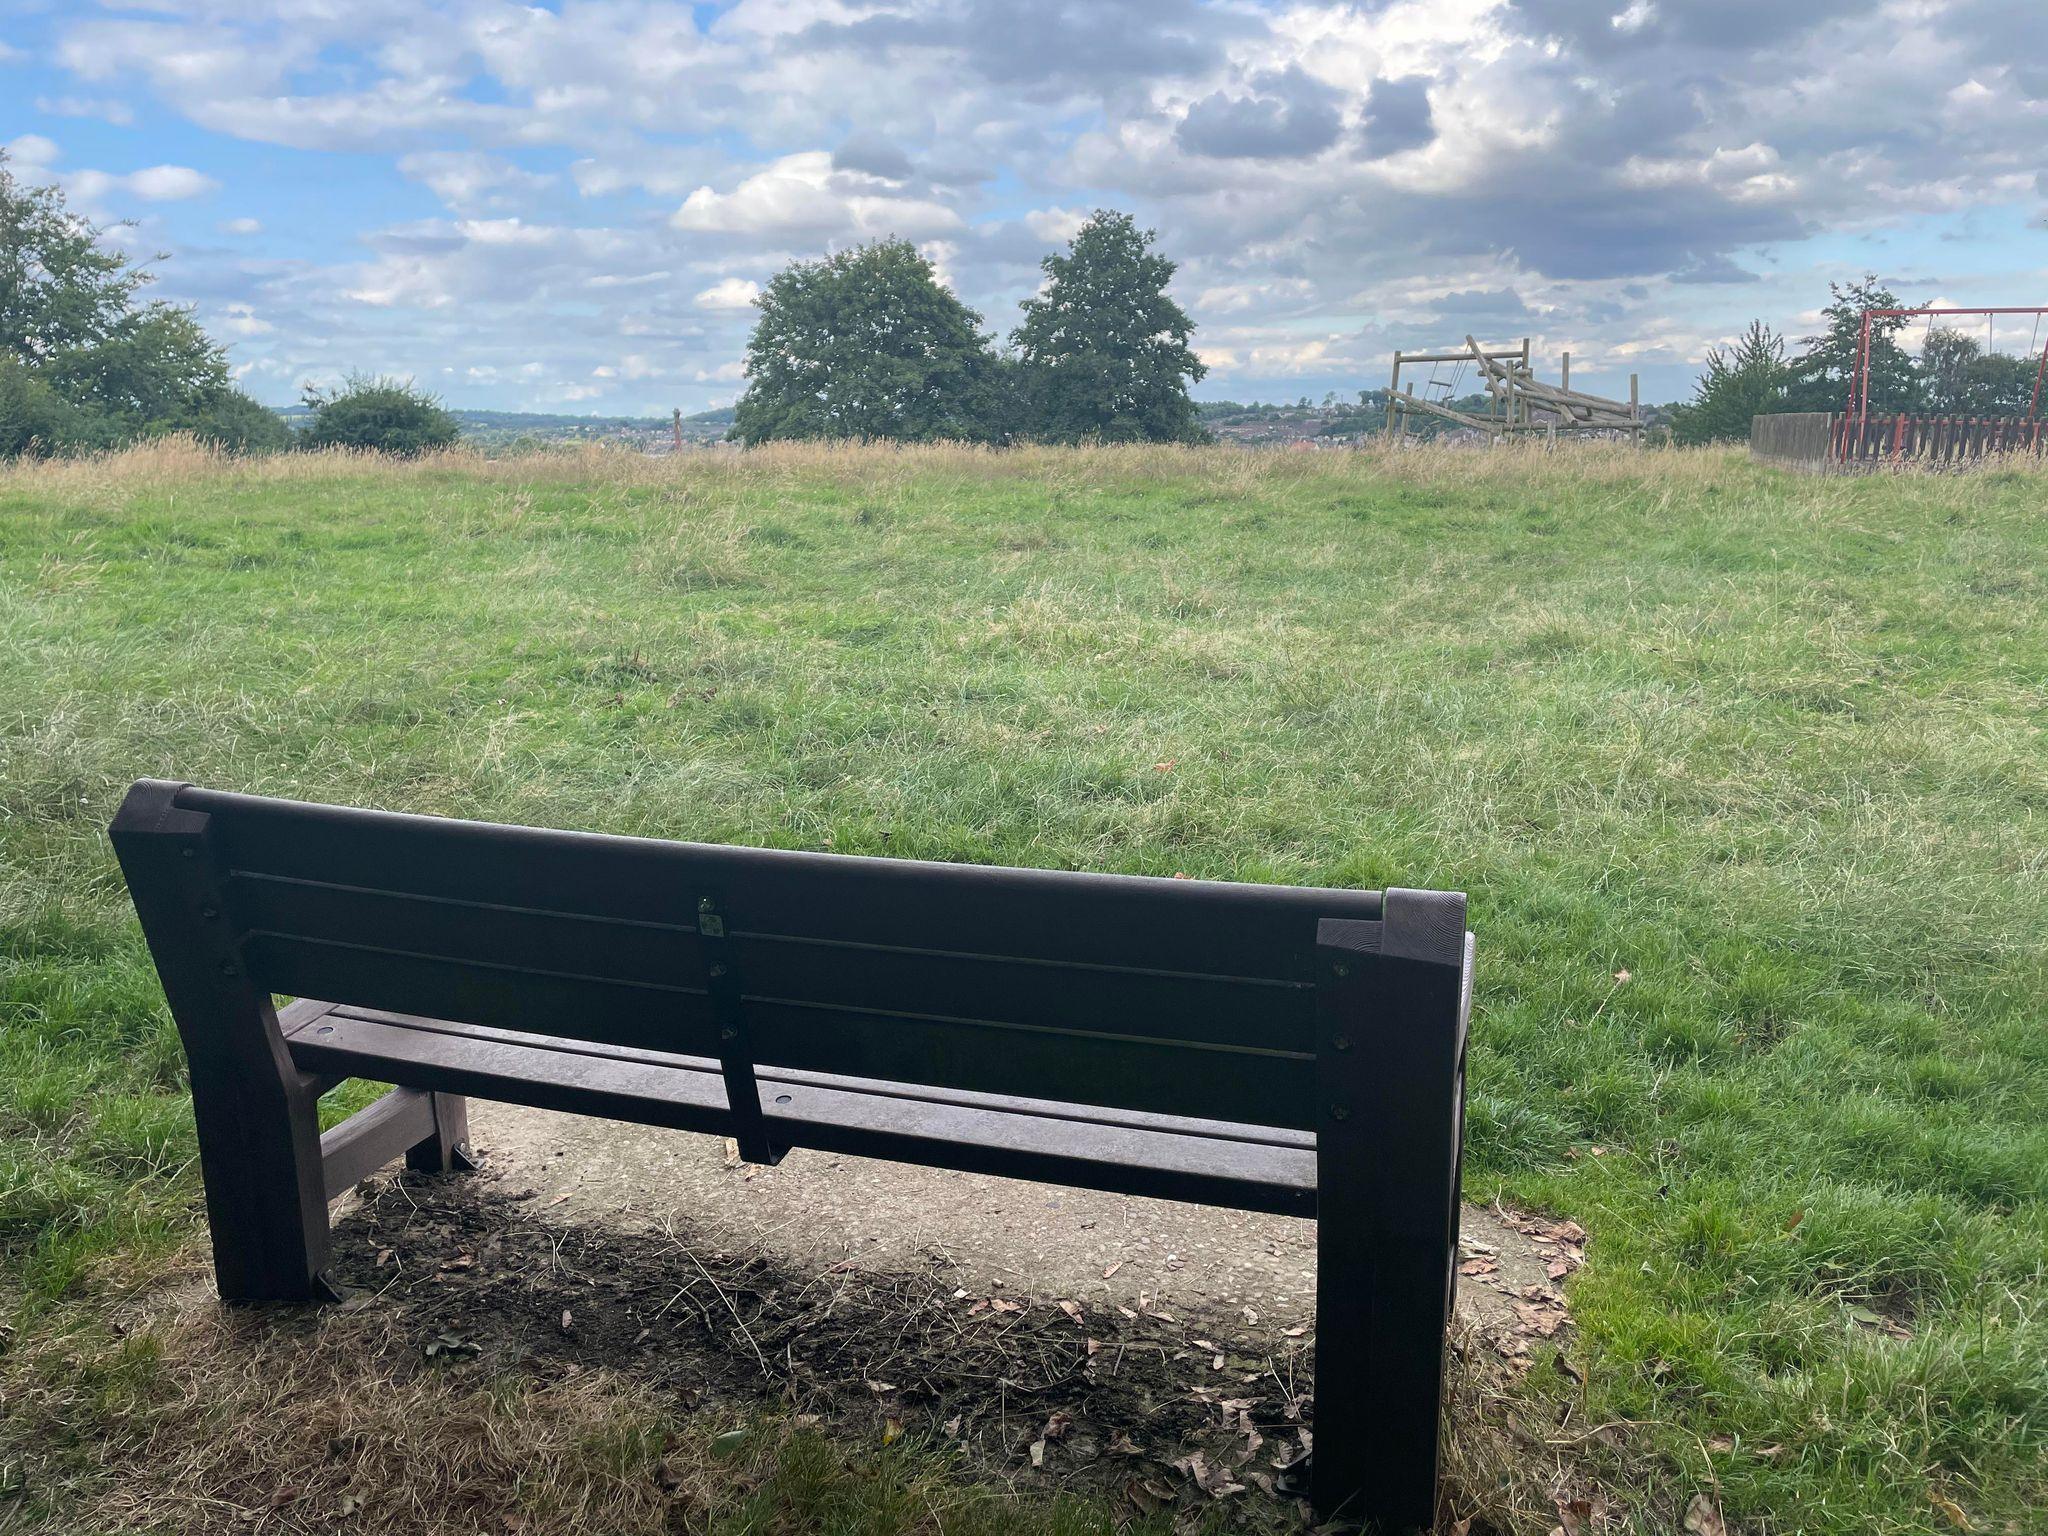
[0,430,2019,490]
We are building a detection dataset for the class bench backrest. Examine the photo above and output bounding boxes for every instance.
[140,783,1395,1131]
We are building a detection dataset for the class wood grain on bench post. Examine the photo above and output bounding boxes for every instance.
[109,780,337,1303]
[1313,888,1470,1531]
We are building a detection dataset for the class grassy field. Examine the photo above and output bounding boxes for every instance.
[1,440,2043,1533]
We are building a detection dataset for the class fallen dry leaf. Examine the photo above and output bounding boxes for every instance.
[1102,1261,1122,1279]
[1058,1299,1084,1325]
[1553,1495,1594,1535]
[1929,1491,1972,1530]
[1682,1492,1727,1536]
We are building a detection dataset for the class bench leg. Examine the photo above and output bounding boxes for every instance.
[404,1091,478,1175]
[1313,897,1469,1531]
[190,1062,338,1304]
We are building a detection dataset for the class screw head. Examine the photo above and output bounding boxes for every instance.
[1329,1104,1350,1121]
[698,897,715,912]
[1332,1034,1352,1051]
[709,963,727,978]
[1330,961,1350,978]
[719,1026,737,1041]
[218,961,238,976]
[180,847,197,859]
[200,906,220,920]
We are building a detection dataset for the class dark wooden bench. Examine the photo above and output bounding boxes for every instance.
[111,779,1472,1530]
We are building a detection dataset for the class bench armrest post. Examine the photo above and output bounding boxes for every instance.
[109,780,336,1302]
[1312,888,1471,1531]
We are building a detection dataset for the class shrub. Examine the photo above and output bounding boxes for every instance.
[297,375,461,456]
[173,389,291,454]
[0,356,117,457]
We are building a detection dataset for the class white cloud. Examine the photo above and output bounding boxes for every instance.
[5,134,60,172]
[1611,1,1656,35]
[694,277,761,310]
[214,304,273,336]
[673,152,963,240]
[220,216,263,235]
[128,164,220,200]
[1025,206,1089,243]
[398,150,554,212]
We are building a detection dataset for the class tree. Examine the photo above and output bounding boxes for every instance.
[1670,321,1791,444]
[298,375,461,455]
[1011,211,1207,444]
[1920,328,2042,415]
[0,147,279,454]
[731,240,1008,444]
[1784,275,1919,413]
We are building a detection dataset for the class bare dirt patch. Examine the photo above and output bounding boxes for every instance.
[6,1120,1590,1535]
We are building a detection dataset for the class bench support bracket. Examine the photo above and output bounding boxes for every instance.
[696,894,784,1166]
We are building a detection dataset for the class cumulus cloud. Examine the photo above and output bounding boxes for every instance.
[695,277,761,310]
[673,152,962,240]
[1177,67,1343,160]
[4,136,217,206]
[398,151,555,213]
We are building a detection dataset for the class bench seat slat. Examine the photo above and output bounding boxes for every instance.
[310,1006,1316,1148]
[284,1006,1317,1216]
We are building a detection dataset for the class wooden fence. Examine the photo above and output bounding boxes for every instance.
[1750,412,1838,470]
[1752,411,2048,472]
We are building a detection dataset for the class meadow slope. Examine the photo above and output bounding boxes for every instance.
[1,441,2043,1533]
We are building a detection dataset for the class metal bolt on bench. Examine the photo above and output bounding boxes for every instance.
[111,779,1472,1531]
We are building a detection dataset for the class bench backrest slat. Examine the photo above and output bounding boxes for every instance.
[183,786,1385,1129]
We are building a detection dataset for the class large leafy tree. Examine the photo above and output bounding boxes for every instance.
[0,147,280,455]
[1670,321,1792,444]
[1784,275,1919,413]
[1011,211,1207,444]
[1920,328,2042,415]
[731,240,1008,444]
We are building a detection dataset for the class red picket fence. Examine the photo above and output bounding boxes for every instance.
[1833,413,2047,466]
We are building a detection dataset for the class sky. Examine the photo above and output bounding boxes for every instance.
[2,0,2044,416]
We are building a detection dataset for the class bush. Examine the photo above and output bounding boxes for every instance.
[0,356,117,457]
[172,389,291,454]
[298,375,461,456]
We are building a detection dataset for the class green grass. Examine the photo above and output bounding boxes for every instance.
[2,440,2044,1532]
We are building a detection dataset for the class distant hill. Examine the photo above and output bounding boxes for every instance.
[273,404,736,447]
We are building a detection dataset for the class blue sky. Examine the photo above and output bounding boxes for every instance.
[4,0,2044,415]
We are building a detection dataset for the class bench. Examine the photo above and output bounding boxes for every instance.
[110,779,1473,1530]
